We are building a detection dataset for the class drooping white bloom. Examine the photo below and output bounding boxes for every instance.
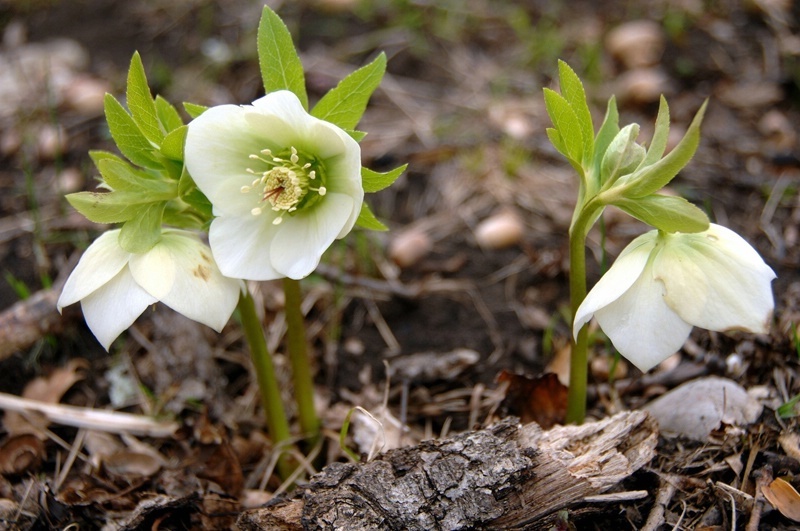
[57,229,242,350]
[184,90,363,281]
[574,224,776,372]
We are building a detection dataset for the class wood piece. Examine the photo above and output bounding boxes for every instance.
[0,287,64,360]
[238,411,658,530]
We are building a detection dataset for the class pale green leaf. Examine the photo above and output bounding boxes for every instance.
[347,129,367,142]
[362,164,407,193]
[614,194,710,233]
[160,125,187,161]
[118,201,166,253]
[66,191,147,224]
[104,94,160,169]
[640,95,670,168]
[557,60,594,164]
[155,95,184,133]
[355,201,388,231]
[97,159,176,197]
[257,5,307,109]
[312,53,386,130]
[543,88,584,164]
[126,52,163,144]
[592,96,619,177]
[620,100,707,199]
[183,102,208,119]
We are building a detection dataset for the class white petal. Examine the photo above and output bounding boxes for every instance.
[155,231,241,331]
[270,193,354,279]
[57,230,130,310]
[129,241,176,300]
[323,137,363,238]
[81,268,157,350]
[573,231,657,338]
[184,104,267,218]
[594,268,694,372]
[655,224,776,333]
[208,214,282,281]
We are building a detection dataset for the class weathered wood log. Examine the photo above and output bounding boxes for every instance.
[238,410,658,530]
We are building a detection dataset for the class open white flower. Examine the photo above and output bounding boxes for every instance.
[574,224,776,372]
[184,90,363,281]
[57,229,242,350]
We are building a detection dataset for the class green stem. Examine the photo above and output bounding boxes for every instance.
[565,199,604,424]
[238,290,294,479]
[283,278,321,447]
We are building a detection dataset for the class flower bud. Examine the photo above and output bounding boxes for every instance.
[600,123,645,184]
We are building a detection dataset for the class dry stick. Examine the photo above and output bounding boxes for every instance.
[0,392,178,437]
[746,466,773,531]
[641,474,679,531]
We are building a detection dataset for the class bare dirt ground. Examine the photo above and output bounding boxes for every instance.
[0,0,799,529]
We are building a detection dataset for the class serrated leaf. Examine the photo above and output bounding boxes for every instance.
[543,88,584,164]
[178,169,214,220]
[347,129,367,142]
[183,102,208,119]
[104,94,160,169]
[362,164,407,193]
[258,5,307,109]
[614,194,710,233]
[640,95,670,168]
[620,100,707,199]
[66,191,147,224]
[592,96,620,178]
[557,60,594,165]
[118,201,165,253]
[155,95,184,133]
[312,53,386,130]
[97,159,176,197]
[355,201,388,231]
[126,52,163,144]
[89,149,127,170]
[160,125,187,161]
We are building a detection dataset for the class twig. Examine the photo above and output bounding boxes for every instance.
[746,466,773,531]
[641,473,679,531]
[0,392,178,437]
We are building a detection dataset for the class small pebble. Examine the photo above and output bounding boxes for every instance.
[615,67,672,104]
[63,75,109,114]
[606,20,666,69]
[474,210,524,249]
[37,124,67,160]
[388,228,433,268]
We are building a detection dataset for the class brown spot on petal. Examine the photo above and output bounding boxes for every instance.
[193,264,211,282]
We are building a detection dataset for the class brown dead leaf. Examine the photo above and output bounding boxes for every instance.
[0,435,45,475]
[762,477,800,522]
[497,371,567,428]
[3,358,87,438]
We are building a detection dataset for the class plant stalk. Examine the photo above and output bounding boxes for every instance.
[283,277,321,447]
[238,290,294,479]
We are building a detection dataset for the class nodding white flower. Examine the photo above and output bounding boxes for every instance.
[574,224,776,372]
[184,90,363,281]
[57,229,242,350]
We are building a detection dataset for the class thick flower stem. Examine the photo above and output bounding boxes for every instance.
[566,199,603,424]
[238,290,294,479]
[283,278,321,448]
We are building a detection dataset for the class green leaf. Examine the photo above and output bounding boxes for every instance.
[104,94,160,169]
[614,194,710,233]
[620,100,707,199]
[97,159,176,197]
[640,95,670,168]
[347,129,367,142]
[118,201,166,253]
[600,124,644,186]
[557,60,594,164]
[362,164,407,193]
[312,53,386,130]
[592,96,619,176]
[160,125,187,161]
[66,191,147,224]
[155,95,184,133]
[178,169,214,220]
[355,201,388,231]
[257,5,307,109]
[126,52,163,144]
[183,102,208,119]
[543,88,584,164]
[89,149,127,170]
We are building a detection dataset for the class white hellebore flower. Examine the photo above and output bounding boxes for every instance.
[184,90,363,281]
[58,229,242,350]
[574,224,776,372]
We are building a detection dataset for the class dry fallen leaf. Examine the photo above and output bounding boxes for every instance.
[762,477,800,522]
[498,371,567,429]
[3,358,87,438]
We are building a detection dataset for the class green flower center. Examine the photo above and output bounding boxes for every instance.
[243,146,327,225]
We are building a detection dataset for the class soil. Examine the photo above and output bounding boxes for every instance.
[0,0,799,529]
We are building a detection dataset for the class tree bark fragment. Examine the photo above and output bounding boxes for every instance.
[238,410,658,530]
